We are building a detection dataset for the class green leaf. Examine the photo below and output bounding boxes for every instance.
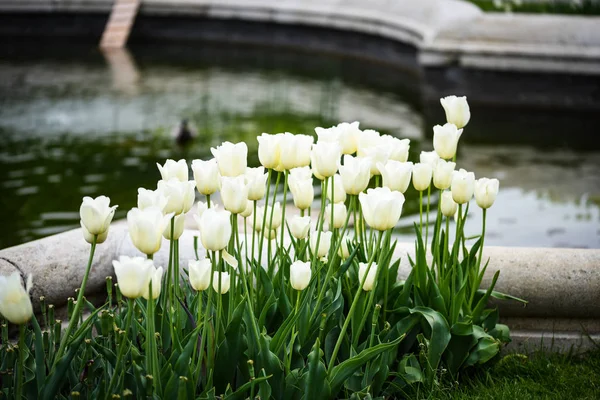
[214,300,247,392]
[223,373,272,400]
[487,290,528,304]
[30,316,45,395]
[303,339,331,400]
[397,354,423,384]
[409,307,451,370]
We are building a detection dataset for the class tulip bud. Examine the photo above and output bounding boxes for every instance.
[325,202,347,230]
[112,256,154,299]
[240,200,253,218]
[191,159,221,195]
[289,167,314,210]
[221,176,249,214]
[433,159,456,190]
[377,161,413,193]
[137,188,168,213]
[211,141,248,177]
[440,95,470,129]
[81,221,108,244]
[338,235,351,259]
[289,215,311,240]
[412,163,433,192]
[337,121,361,154]
[157,179,196,215]
[474,178,500,209]
[254,203,282,232]
[0,272,33,324]
[310,231,332,259]
[290,261,311,291]
[433,123,463,160]
[356,129,381,158]
[163,214,185,241]
[361,144,391,176]
[263,228,277,240]
[440,191,458,217]
[189,259,212,291]
[359,187,405,231]
[128,207,173,256]
[80,195,118,237]
[451,169,475,204]
[339,155,371,195]
[311,142,342,178]
[257,133,282,170]
[381,135,410,163]
[420,151,440,170]
[279,133,314,170]
[157,159,188,182]
[358,262,377,291]
[326,174,346,204]
[212,272,231,294]
[195,207,232,251]
[142,266,164,300]
[245,167,268,201]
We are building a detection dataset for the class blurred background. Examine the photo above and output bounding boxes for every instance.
[0,0,599,249]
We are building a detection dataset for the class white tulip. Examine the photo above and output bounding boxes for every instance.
[128,207,173,255]
[377,161,413,193]
[192,159,221,195]
[288,167,314,210]
[338,235,351,259]
[361,144,391,176]
[253,202,283,232]
[359,187,405,231]
[440,95,470,129]
[317,122,361,154]
[157,179,196,215]
[451,169,475,204]
[326,174,346,204]
[80,195,117,237]
[412,163,433,192]
[240,200,254,218]
[157,159,188,182]
[289,215,311,240]
[0,272,33,324]
[339,155,371,195]
[195,207,232,251]
[245,167,268,201]
[433,123,463,160]
[212,271,231,294]
[474,178,500,209]
[263,228,278,240]
[257,133,282,170]
[440,191,458,218]
[290,261,312,291]
[189,259,212,291]
[221,176,249,214]
[163,213,185,241]
[197,201,208,217]
[137,188,168,213]
[311,142,342,178]
[211,141,248,177]
[433,159,456,190]
[112,256,154,299]
[325,202,347,229]
[357,129,381,158]
[420,151,440,170]
[142,266,164,300]
[381,135,410,162]
[358,262,377,291]
[310,231,333,259]
[279,133,314,170]
[81,221,108,244]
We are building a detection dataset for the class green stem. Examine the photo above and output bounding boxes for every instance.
[16,324,26,400]
[469,209,487,305]
[196,252,215,388]
[419,190,423,236]
[105,298,134,399]
[266,171,281,276]
[425,185,431,245]
[257,169,272,268]
[287,290,302,372]
[279,170,289,276]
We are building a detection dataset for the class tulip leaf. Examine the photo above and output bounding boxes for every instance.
[214,300,247,393]
[408,306,450,370]
[302,339,330,400]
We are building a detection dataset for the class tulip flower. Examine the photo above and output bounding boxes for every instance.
[189,259,212,291]
[240,200,254,218]
[361,144,391,176]
[191,159,221,195]
[412,163,433,192]
[197,201,207,217]
[263,228,277,240]
[475,178,500,209]
[289,167,315,210]
[338,235,351,259]
[339,155,372,195]
[440,95,470,129]
[211,141,248,177]
[433,123,463,160]
[212,271,231,294]
[257,133,282,170]
[325,202,347,229]
[221,176,249,214]
[137,188,168,213]
[290,261,312,291]
[358,262,377,291]
[326,174,346,204]
[127,206,173,256]
[289,215,311,240]
[381,135,410,163]
[163,214,185,241]
[337,121,361,154]
[310,231,332,259]
[377,161,413,193]
[451,169,475,204]
[440,191,458,217]
[196,207,232,251]
[245,167,268,201]
[80,195,117,237]
[420,151,440,170]
[157,179,196,215]
[253,203,282,232]
[279,133,314,170]
[157,159,188,182]
[142,266,164,300]
[359,187,405,231]
[0,272,33,324]
[81,221,109,244]
[311,142,342,178]
[433,159,456,190]
[357,129,381,158]
[112,256,154,299]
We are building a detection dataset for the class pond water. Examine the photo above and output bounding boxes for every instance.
[0,41,599,249]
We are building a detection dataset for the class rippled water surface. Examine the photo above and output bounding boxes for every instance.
[0,42,599,249]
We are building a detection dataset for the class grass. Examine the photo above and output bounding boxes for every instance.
[468,0,600,15]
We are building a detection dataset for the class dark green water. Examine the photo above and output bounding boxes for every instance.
[0,42,599,249]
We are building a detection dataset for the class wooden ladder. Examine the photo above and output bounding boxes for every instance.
[99,0,141,49]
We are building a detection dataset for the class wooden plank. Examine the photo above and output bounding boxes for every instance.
[99,0,141,49]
